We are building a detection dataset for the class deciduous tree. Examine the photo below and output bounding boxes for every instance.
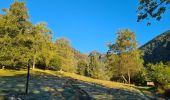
[107,29,143,83]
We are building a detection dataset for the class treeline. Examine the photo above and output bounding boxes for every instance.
[0,1,170,94]
[0,1,87,72]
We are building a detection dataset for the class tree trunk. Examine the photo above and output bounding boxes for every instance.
[128,69,131,84]
[32,55,36,70]
[122,75,128,83]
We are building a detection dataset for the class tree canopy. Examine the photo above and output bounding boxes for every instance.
[137,0,170,25]
[107,29,143,83]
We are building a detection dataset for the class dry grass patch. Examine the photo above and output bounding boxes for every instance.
[0,70,27,76]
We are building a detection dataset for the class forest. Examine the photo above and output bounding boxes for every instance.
[0,0,170,99]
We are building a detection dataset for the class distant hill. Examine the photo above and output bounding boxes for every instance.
[140,30,170,64]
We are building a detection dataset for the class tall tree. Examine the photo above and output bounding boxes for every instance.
[0,1,54,69]
[55,38,76,72]
[0,1,33,68]
[88,52,99,78]
[77,60,88,76]
[88,51,107,79]
[31,22,53,69]
[107,29,143,83]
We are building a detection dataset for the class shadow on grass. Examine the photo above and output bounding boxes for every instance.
[0,73,149,100]
[132,85,170,99]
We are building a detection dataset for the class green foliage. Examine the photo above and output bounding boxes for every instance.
[48,55,62,70]
[146,62,170,89]
[88,53,100,78]
[0,1,53,69]
[0,1,88,72]
[107,29,144,83]
[137,0,170,25]
[132,67,147,86]
[108,29,137,54]
[88,51,108,80]
[0,1,32,69]
[31,22,53,69]
[77,60,88,76]
[55,38,77,72]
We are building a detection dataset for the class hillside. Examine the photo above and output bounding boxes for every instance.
[140,30,170,64]
[0,69,158,100]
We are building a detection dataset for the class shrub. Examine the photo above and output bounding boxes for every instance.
[132,67,147,86]
[48,55,62,70]
[77,60,88,75]
[146,62,170,89]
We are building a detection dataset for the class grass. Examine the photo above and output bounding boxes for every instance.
[55,71,142,92]
[0,69,27,76]
[0,69,143,94]
[1,69,152,100]
[1,69,169,99]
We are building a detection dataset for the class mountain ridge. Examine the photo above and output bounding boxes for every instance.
[140,30,170,64]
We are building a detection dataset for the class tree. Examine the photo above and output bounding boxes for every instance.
[88,51,107,79]
[31,22,53,69]
[0,1,54,70]
[48,55,62,70]
[137,0,170,25]
[107,29,143,83]
[88,52,100,78]
[77,60,88,76]
[131,65,148,86]
[55,38,77,72]
[0,1,33,69]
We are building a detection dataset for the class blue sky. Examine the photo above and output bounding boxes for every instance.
[1,0,170,54]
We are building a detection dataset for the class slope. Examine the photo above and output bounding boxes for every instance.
[0,69,152,100]
[140,30,170,64]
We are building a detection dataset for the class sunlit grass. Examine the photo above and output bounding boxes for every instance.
[0,69,27,76]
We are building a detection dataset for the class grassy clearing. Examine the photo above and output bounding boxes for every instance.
[0,69,143,94]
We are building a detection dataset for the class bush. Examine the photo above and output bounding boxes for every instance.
[132,68,147,86]
[77,60,87,75]
[146,62,170,89]
[48,55,62,70]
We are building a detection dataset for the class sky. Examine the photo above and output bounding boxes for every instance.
[1,0,170,54]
